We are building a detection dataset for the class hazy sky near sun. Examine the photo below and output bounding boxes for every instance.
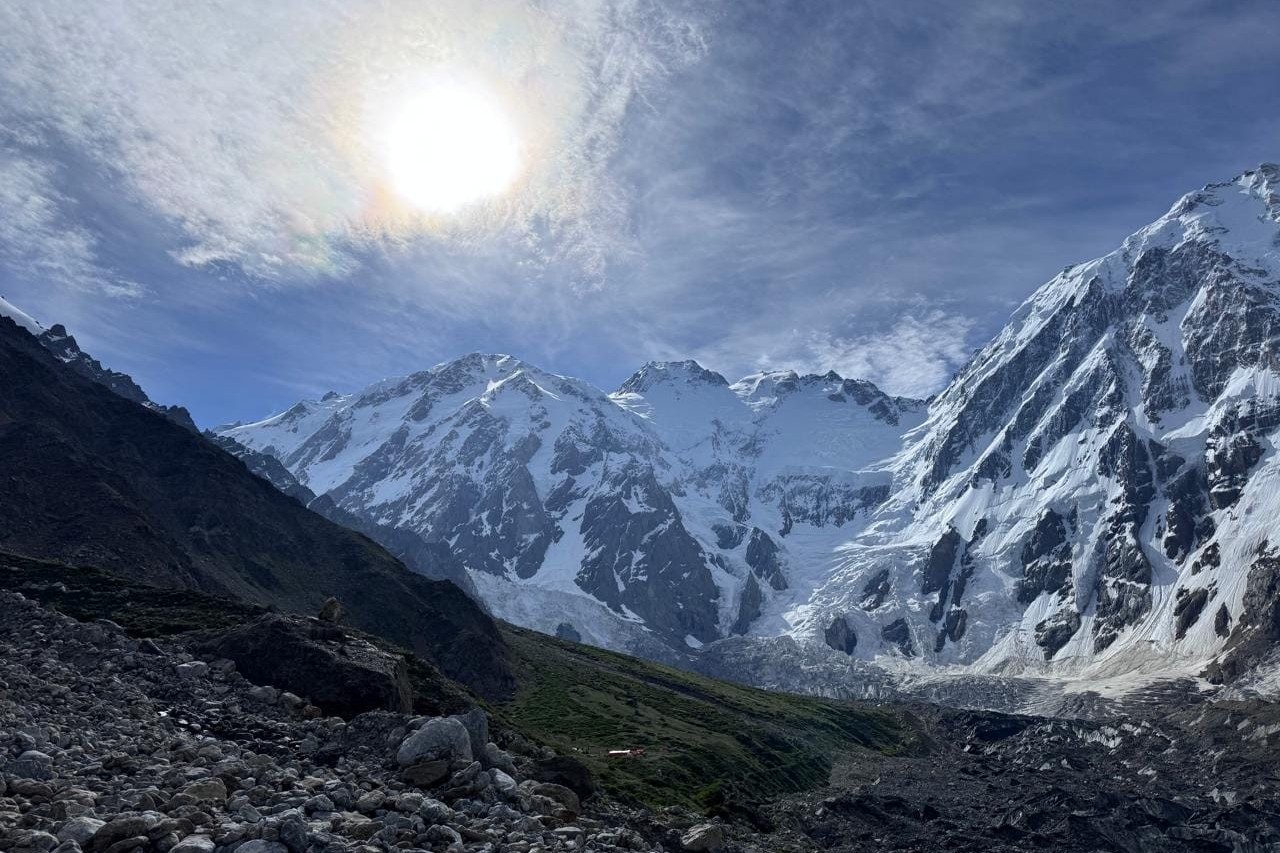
[2,0,1279,427]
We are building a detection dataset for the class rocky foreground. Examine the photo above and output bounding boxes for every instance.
[4,588,1280,853]
[0,592,697,853]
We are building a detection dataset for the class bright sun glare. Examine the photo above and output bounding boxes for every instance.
[382,79,521,214]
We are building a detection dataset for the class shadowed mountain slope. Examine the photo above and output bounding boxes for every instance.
[0,314,514,699]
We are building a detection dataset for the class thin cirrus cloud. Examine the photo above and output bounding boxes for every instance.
[0,136,141,298]
[803,312,978,400]
[0,0,705,288]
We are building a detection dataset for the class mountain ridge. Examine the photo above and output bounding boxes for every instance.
[0,313,515,699]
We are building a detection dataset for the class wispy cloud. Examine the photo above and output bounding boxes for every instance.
[803,310,976,398]
[0,136,140,297]
[0,0,705,287]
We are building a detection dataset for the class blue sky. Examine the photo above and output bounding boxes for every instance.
[1,0,1278,427]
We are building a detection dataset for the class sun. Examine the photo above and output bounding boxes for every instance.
[381,79,522,214]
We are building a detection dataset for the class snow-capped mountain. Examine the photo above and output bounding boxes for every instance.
[792,164,1280,683]
[221,164,1280,691]
[219,355,924,652]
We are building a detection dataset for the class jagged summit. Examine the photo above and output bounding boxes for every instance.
[784,160,1280,682]
[617,360,730,394]
[0,300,197,432]
[220,343,932,652]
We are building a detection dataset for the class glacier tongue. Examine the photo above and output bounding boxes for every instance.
[218,165,1280,699]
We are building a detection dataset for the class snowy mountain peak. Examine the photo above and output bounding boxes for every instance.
[790,163,1280,684]
[730,370,802,404]
[0,296,44,335]
[220,344,934,652]
[729,369,924,426]
[617,360,730,394]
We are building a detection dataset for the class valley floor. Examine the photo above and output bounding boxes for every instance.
[746,701,1280,852]
[3,570,1279,853]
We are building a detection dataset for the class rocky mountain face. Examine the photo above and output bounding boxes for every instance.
[219,356,924,653]
[219,165,1280,694]
[790,164,1280,683]
[34,323,199,432]
[204,433,477,596]
[0,313,514,699]
[0,299,477,596]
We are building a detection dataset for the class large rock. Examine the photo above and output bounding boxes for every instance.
[234,842,287,853]
[530,756,596,802]
[56,818,105,846]
[6,749,54,781]
[681,823,725,851]
[175,661,208,679]
[168,838,214,853]
[195,615,412,718]
[87,816,153,853]
[531,782,580,817]
[396,718,472,767]
[179,779,227,802]
[401,760,450,787]
[449,708,489,758]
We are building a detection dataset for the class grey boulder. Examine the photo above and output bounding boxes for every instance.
[395,717,472,767]
[56,818,105,846]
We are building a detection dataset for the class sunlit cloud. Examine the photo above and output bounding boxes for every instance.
[802,310,977,398]
[0,0,705,287]
[3,0,1278,429]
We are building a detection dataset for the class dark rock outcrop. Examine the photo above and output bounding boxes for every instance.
[34,324,199,433]
[1018,509,1072,604]
[1035,609,1081,659]
[1173,588,1209,640]
[881,618,914,657]
[554,622,582,643]
[195,614,413,718]
[860,569,891,611]
[1205,545,1280,683]
[823,616,857,655]
[577,464,721,645]
[733,574,764,636]
[745,528,787,591]
[529,756,597,802]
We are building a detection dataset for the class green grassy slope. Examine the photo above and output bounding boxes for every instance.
[496,625,912,812]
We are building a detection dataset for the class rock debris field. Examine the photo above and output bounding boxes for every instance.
[0,592,694,853]
[4,588,1280,853]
